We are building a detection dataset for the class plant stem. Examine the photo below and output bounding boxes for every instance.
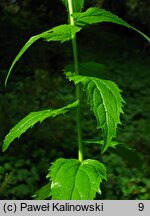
[68,0,83,162]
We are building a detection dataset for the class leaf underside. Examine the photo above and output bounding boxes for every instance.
[2,101,78,152]
[47,158,107,200]
[66,73,124,153]
[73,7,150,42]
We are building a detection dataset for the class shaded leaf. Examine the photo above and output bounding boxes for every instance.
[85,140,143,172]
[65,62,106,79]
[47,158,107,200]
[84,139,118,148]
[5,24,81,85]
[73,7,150,42]
[66,73,124,153]
[33,182,51,200]
[61,0,84,12]
[111,144,144,172]
[2,101,78,152]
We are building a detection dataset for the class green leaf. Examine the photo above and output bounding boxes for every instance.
[66,73,124,153]
[43,24,81,42]
[61,0,84,12]
[73,7,150,42]
[85,140,143,172]
[5,24,81,85]
[84,139,119,148]
[33,182,51,200]
[2,101,78,152]
[65,62,106,79]
[111,144,144,172]
[47,158,107,200]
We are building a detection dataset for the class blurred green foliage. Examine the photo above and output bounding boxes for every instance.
[0,0,150,199]
[101,154,150,199]
[0,157,39,199]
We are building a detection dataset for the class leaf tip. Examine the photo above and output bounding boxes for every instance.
[5,66,13,86]
[4,75,9,86]
[101,144,108,154]
[2,145,7,152]
[4,80,8,87]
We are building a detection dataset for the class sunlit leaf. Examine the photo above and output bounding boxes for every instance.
[73,7,150,42]
[47,158,107,200]
[43,24,81,42]
[5,24,81,85]
[66,72,124,153]
[33,182,51,200]
[2,101,78,152]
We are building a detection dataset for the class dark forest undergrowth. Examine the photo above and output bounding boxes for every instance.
[0,28,150,199]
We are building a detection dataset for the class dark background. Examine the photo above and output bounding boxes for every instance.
[0,0,150,199]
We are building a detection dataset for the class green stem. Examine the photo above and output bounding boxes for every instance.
[68,0,83,162]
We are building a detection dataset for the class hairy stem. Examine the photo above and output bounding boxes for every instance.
[68,0,83,162]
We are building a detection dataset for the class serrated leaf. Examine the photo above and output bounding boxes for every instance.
[66,73,124,153]
[2,101,78,152]
[5,24,81,85]
[85,140,143,172]
[33,182,51,200]
[47,158,107,200]
[73,7,150,42]
[61,0,84,12]
[65,62,106,79]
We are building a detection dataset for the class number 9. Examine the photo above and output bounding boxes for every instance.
[138,203,144,211]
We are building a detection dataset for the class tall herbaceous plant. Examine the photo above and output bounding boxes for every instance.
[2,0,150,199]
